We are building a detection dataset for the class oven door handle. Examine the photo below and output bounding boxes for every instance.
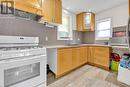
[0,55,46,63]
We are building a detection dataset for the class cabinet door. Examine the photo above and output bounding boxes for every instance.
[54,0,62,24]
[15,0,42,15]
[42,0,62,24]
[93,47,110,67]
[42,0,54,22]
[84,13,91,30]
[79,47,88,64]
[87,47,94,64]
[90,13,95,31]
[57,48,73,75]
[72,48,81,68]
[84,13,95,31]
[77,13,84,31]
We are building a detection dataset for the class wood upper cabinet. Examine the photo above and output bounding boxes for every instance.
[53,0,62,24]
[15,0,43,15]
[77,13,84,31]
[76,12,95,32]
[42,0,54,22]
[93,47,110,68]
[1,0,62,23]
[57,48,73,76]
[42,0,62,24]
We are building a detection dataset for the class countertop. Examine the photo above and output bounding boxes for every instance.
[40,44,130,49]
[42,44,112,49]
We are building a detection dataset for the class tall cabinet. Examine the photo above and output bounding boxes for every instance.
[76,12,95,32]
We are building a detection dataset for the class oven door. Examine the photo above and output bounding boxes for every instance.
[0,55,46,87]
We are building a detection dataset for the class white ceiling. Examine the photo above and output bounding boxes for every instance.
[62,0,128,14]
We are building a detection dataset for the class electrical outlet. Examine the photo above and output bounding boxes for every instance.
[45,36,48,41]
[78,38,80,41]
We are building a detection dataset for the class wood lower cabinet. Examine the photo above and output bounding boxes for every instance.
[72,48,81,68]
[88,47,94,64]
[88,46,111,70]
[47,46,111,78]
[72,47,88,68]
[57,48,73,76]
[57,47,88,77]
[79,47,88,64]
[93,47,111,70]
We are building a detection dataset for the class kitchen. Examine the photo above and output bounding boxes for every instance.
[0,0,130,87]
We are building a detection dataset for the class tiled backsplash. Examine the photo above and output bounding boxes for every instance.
[82,26,127,44]
[0,17,83,45]
[0,17,127,45]
[82,31,95,44]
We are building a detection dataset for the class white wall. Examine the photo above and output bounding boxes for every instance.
[96,3,129,27]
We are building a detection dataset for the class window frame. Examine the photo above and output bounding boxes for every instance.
[57,9,73,40]
[95,18,112,40]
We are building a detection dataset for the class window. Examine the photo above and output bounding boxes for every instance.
[0,1,14,14]
[96,18,112,40]
[57,9,73,40]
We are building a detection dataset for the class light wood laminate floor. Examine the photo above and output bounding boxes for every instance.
[47,65,129,87]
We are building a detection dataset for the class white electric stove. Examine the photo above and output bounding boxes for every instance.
[0,36,46,87]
